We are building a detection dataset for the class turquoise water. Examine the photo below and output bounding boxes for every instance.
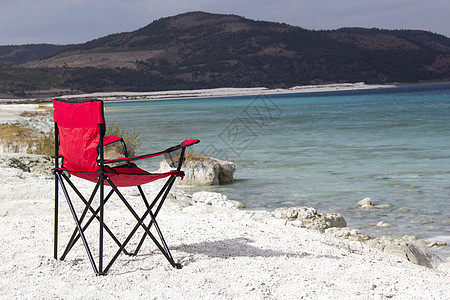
[105,83,450,258]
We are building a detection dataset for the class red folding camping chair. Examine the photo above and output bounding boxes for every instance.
[52,99,199,275]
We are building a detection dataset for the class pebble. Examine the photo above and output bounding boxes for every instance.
[376,221,392,228]
[375,204,391,209]
[357,197,374,209]
[426,241,447,248]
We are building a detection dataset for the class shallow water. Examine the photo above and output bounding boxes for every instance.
[105,82,450,258]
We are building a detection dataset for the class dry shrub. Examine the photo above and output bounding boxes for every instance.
[0,124,39,143]
[0,124,42,153]
[37,103,53,110]
[20,105,52,117]
[0,122,140,159]
[30,123,141,158]
[104,122,141,157]
[19,110,49,117]
[184,152,206,162]
[30,132,55,156]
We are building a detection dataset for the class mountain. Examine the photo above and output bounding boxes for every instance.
[1,11,449,98]
[0,44,73,65]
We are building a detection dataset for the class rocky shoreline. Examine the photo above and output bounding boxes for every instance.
[1,150,446,270]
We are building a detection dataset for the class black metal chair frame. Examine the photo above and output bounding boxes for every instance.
[53,123,186,275]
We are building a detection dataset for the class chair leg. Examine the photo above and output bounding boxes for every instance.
[56,172,99,274]
[58,173,133,260]
[132,179,173,256]
[60,180,100,259]
[133,179,177,261]
[55,172,182,274]
[53,122,59,261]
[99,174,105,275]
[54,171,59,260]
[102,177,181,274]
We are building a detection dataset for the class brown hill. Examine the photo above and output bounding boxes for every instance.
[1,11,449,98]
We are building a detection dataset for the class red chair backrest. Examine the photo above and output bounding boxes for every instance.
[53,100,105,172]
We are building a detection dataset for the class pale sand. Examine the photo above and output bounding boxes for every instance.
[58,83,395,102]
[0,104,47,124]
[1,82,395,103]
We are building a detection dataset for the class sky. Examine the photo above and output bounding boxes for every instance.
[1,0,449,45]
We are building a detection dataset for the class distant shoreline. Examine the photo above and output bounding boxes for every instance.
[58,82,397,102]
[0,82,396,103]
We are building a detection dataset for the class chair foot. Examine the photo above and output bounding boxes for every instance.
[174,263,183,269]
[122,249,136,256]
[96,271,107,276]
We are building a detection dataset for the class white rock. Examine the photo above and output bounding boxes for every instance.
[287,220,304,227]
[0,153,52,176]
[191,191,245,209]
[297,207,317,219]
[375,204,391,209]
[426,241,447,248]
[272,206,347,232]
[376,221,392,228]
[366,236,445,269]
[273,207,298,220]
[326,227,446,269]
[357,197,374,209]
[159,155,235,186]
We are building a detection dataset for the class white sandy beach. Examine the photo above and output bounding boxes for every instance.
[0,89,449,299]
[1,82,395,103]
[58,83,395,101]
[0,158,449,299]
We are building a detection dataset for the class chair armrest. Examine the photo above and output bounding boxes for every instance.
[103,135,122,146]
[181,139,200,147]
[103,139,199,165]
